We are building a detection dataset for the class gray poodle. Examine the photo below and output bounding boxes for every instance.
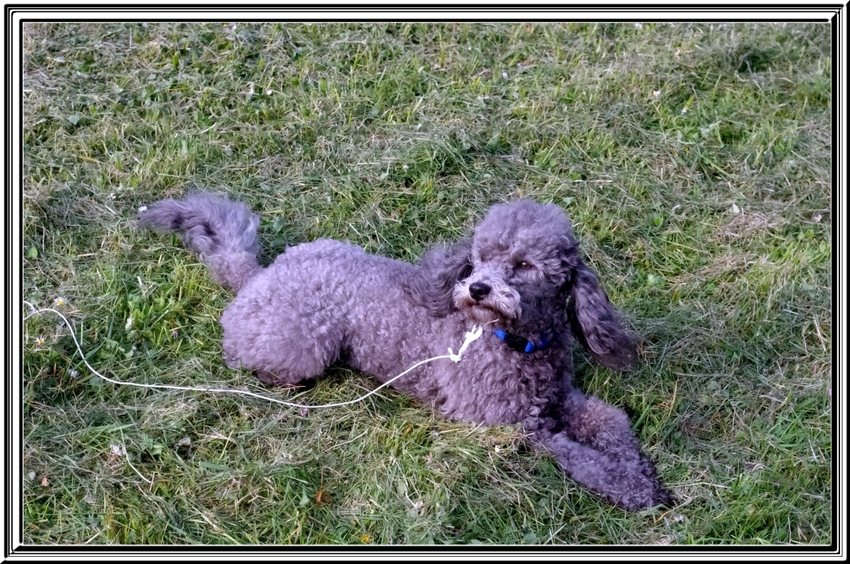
[140,192,674,511]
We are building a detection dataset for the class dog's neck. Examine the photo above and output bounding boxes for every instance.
[489,304,566,354]
[492,328,551,354]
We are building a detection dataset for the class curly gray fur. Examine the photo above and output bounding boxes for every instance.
[138,191,261,291]
[140,192,674,511]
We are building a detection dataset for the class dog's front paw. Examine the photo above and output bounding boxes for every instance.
[608,454,676,511]
[603,475,675,512]
[652,483,677,509]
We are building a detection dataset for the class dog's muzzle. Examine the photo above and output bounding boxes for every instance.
[454,275,521,324]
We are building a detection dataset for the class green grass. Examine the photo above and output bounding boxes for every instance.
[22,22,832,545]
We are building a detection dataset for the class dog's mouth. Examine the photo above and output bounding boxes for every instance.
[453,282,521,325]
[458,298,507,324]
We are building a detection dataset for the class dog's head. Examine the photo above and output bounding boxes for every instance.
[406,200,639,371]
[453,200,573,328]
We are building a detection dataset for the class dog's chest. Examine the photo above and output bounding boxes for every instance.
[423,337,568,425]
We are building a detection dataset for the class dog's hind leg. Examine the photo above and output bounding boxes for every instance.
[534,389,674,511]
[220,299,346,387]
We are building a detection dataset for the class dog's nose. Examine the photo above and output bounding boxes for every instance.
[468,281,491,301]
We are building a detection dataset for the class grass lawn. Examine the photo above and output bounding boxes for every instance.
[21,22,832,545]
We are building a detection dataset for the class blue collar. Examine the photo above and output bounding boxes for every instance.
[493,329,550,354]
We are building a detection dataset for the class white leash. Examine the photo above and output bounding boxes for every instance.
[23,300,484,410]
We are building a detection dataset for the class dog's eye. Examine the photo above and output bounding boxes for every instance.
[516,261,534,271]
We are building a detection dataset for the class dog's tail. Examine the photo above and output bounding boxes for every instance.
[139,191,262,292]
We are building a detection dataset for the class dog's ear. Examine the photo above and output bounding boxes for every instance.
[404,238,473,317]
[567,259,640,371]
